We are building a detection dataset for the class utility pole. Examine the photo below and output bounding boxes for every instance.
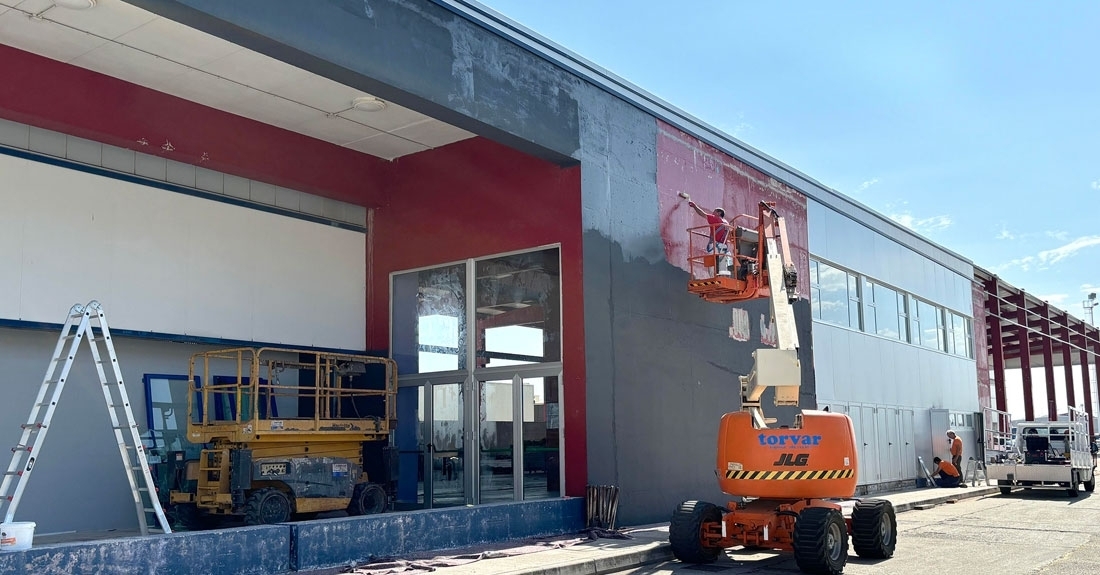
[1084,293,1098,326]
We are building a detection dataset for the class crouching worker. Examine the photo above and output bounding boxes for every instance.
[931,456,962,488]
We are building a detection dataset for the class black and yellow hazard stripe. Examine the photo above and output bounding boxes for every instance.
[724,469,854,480]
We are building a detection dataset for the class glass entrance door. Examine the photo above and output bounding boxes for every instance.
[430,382,466,507]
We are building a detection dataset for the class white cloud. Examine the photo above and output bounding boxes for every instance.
[854,178,879,194]
[999,236,1100,273]
[1037,235,1100,266]
[1037,293,1069,306]
[889,213,953,234]
[996,224,1015,240]
[1045,230,1069,241]
[993,255,1035,273]
[1092,180,1100,190]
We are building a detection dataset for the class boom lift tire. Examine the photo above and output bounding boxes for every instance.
[246,488,293,525]
[792,507,848,575]
[850,499,896,559]
[669,500,722,564]
[348,482,387,516]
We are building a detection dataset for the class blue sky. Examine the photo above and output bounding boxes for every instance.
[480,0,1100,317]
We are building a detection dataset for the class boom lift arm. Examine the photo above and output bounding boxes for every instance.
[740,203,801,429]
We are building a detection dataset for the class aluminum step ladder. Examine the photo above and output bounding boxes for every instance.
[0,301,172,535]
[963,458,990,487]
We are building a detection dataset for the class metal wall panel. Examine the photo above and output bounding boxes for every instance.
[0,154,366,349]
[808,199,974,314]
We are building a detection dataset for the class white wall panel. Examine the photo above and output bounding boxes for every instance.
[0,154,365,349]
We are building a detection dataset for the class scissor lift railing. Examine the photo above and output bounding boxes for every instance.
[187,347,398,444]
[983,407,1017,464]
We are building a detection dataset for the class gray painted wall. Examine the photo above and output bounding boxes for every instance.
[0,327,224,534]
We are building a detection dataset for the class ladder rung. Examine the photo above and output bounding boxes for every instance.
[3,471,23,476]
[112,425,136,430]
[20,423,45,430]
[142,507,158,513]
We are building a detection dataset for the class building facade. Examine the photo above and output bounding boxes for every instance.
[0,0,991,533]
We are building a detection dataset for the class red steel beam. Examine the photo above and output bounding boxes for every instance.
[1040,303,1058,421]
[1081,323,1096,437]
[986,277,1008,412]
[1062,312,1076,410]
[1017,292,1036,421]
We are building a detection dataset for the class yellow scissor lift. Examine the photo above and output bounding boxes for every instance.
[168,347,397,525]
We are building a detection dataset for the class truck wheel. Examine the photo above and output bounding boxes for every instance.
[792,507,848,575]
[1085,473,1096,493]
[1068,471,1080,497]
[669,501,721,564]
[347,483,386,516]
[245,488,292,525]
[998,480,1012,496]
[850,499,896,559]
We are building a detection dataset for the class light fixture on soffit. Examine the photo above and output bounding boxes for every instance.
[54,0,97,9]
[351,96,387,113]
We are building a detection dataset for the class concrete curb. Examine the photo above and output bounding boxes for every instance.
[521,487,1002,575]
[493,543,674,575]
[889,486,1000,513]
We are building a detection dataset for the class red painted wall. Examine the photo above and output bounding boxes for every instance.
[656,121,810,296]
[0,45,390,205]
[367,137,586,496]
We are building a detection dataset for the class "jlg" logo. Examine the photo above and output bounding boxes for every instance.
[772,453,810,466]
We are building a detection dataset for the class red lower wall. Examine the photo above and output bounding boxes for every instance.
[367,137,586,496]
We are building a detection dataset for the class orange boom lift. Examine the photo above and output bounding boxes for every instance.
[671,200,898,575]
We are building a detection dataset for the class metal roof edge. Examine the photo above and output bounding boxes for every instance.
[434,0,975,269]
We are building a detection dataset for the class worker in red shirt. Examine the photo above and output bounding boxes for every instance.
[686,200,732,276]
[931,457,962,488]
[947,430,963,476]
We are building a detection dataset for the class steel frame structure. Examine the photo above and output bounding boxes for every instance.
[978,268,1100,435]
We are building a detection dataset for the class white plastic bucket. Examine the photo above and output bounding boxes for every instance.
[0,522,35,552]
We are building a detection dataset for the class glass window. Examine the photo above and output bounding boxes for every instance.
[847,273,861,329]
[950,313,969,358]
[896,291,910,342]
[392,264,467,375]
[809,260,821,320]
[866,282,902,340]
[862,279,877,335]
[475,248,561,366]
[915,300,943,351]
[815,261,851,327]
[965,318,974,359]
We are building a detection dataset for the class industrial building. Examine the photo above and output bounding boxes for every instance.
[1,0,1097,546]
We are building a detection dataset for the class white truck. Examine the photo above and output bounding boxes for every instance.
[983,406,1096,497]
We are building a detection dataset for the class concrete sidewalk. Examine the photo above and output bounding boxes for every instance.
[395,486,999,575]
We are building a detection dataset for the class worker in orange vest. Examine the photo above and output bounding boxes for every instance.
[947,430,963,476]
[931,457,962,488]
